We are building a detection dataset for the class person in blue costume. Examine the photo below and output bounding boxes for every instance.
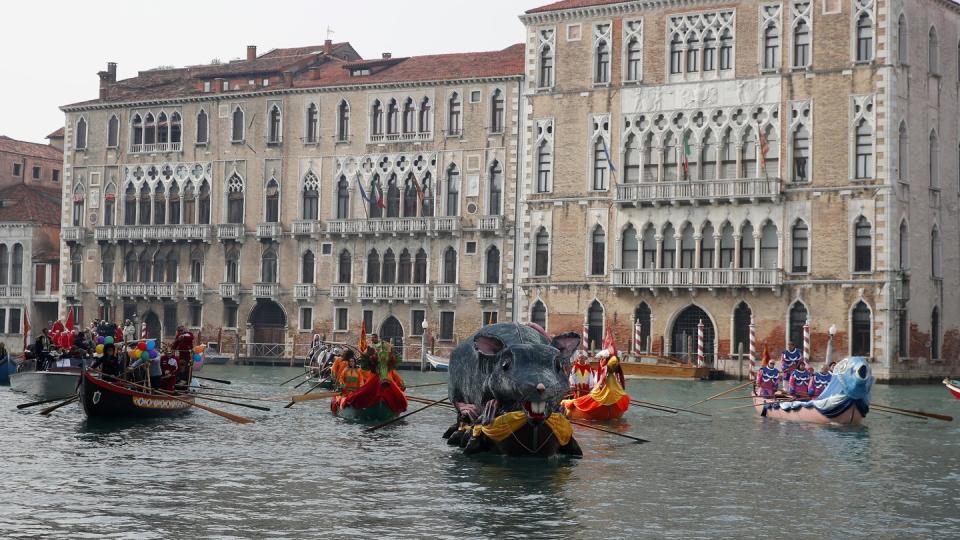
[755,346,781,397]
[811,361,835,398]
[779,341,802,389]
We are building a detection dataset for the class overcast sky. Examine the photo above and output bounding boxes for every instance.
[1,0,545,143]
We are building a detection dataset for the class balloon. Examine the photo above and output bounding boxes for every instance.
[137,342,147,351]
[95,344,104,354]
[193,353,202,361]
[97,336,105,344]
[149,349,158,359]
[194,346,203,353]
[146,340,156,351]
[104,336,114,345]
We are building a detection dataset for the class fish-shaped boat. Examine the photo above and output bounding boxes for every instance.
[753,357,873,426]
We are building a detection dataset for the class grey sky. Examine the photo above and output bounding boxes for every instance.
[2,0,545,143]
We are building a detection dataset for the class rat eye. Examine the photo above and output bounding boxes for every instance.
[501,358,511,371]
[555,357,563,372]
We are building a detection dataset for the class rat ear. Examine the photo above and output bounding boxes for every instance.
[551,332,581,361]
[474,334,506,357]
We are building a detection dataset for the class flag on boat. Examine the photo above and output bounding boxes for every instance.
[358,319,368,353]
[681,132,692,180]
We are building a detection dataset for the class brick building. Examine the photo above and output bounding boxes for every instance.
[0,135,63,189]
[59,41,523,359]
[517,0,960,380]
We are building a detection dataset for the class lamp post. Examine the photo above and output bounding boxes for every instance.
[826,324,837,367]
[420,319,429,372]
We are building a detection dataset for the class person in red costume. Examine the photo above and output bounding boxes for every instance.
[172,325,194,384]
[568,351,595,398]
[159,352,179,392]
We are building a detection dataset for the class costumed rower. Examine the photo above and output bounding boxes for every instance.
[337,352,365,393]
[568,351,595,398]
[810,361,835,398]
[331,349,349,385]
[779,341,802,389]
[755,345,781,397]
[561,348,630,420]
[172,326,194,384]
[787,358,814,398]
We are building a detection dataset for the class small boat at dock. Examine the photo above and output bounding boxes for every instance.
[10,357,83,400]
[944,378,960,400]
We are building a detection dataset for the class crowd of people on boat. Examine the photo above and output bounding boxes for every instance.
[755,341,835,399]
[561,348,631,418]
[320,334,406,394]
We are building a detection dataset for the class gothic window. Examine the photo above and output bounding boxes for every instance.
[418,97,431,133]
[540,45,554,87]
[641,225,657,268]
[225,248,239,283]
[153,183,166,225]
[371,100,384,136]
[0,246,8,284]
[168,182,180,225]
[792,124,810,182]
[720,129,737,179]
[265,178,280,222]
[534,227,550,276]
[719,29,733,69]
[662,132,678,181]
[337,100,350,141]
[72,185,85,227]
[703,31,716,71]
[107,115,119,148]
[386,174,400,218]
[531,300,547,330]
[124,251,137,282]
[170,112,181,144]
[231,106,244,142]
[719,223,735,268]
[642,133,658,182]
[338,250,352,284]
[368,176,383,218]
[103,183,116,226]
[621,225,638,269]
[929,130,940,189]
[488,161,503,215]
[227,174,244,224]
[792,2,812,68]
[670,32,683,74]
[931,307,941,358]
[485,246,500,284]
[759,222,778,269]
[590,226,606,275]
[138,184,151,225]
[932,226,942,278]
[593,138,609,190]
[701,129,718,180]
[680,224,695,269]
[157,113,168,144]
[305,103,318,143]
[791,220,808,272]
[336,176,349,219]
[851,301,871,356]
[700,222,715,268]
[623,134,640,183]
[165,250,178,283]
[190,249,203,282]
[124,183,136,225]
[733,302,752,357]
[854,119,874,179]
[182,182,195,225]
[448,93,462,135]
[301,172,319,220]
[387,99,399,134]
[788,301,807,347]
[144,113,156,145]
[595,38,610,83]
[661,223,676,268]
[198,180,211,225]
[899,220,909,270]
[446,165,459,216]
[132,114,143,146]
[414,249,427,284]
[398,249,412,284]
[587,300,604,351]
[490,90,505,133]
[152,250,165,283]
[762,125,778,177]
[261,248,278,283]
[741,128,758,178]
[421,173,434,217]
[196,109,208,144]
[366,250,380,283]
[75,117,88,150]
[537,141,552,192]
[928,26,939,73]
[740,222,755,268]
[268,104,282,144]
[687,33,700,72]
[402,98,415,134]
[443,247,457,284]
[382,249,396,284]
[138,249,150,282]
[624,22,642,82]
[854,216,872,272]
[403,174,418,217]
[856,12,874,61]
[761,5,781,70]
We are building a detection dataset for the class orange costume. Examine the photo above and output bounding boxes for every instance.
[562,351,630,421]
[331,356,348,383]
[338,365,366,393]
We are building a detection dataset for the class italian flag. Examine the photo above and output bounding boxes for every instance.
[681,133,692,180]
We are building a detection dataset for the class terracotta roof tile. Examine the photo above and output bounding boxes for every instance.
[0,135,63,161]
[526,0,627,13]
[0,183,62,225]
[46,127,64,139]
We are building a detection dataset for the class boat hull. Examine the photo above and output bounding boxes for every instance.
[752,395,865,425]
[10,370,80,399]
[334,400,397,422]
[80,371,193,419]
[594,360,713,380]
[0,357,16,385]
[565,403,626,421]
[945,379,960,400]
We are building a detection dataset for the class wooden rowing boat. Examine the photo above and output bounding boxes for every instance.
[592,356,714,380]
[751,357,873,426]
[752,395,866,425]
[80,370,193,419]
[945,378,960,400]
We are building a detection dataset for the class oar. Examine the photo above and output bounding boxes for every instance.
[872,403,952,422]
[186,390,288,403]
[687,381,753,408]
[569,420,648,444]
[628,400,678,414]
[717,398,795,412]
[193,375,231,385]
[279,372,306,386]
[869,406,930,421]
[101,374,254,424]
[291,391,340,403]
[630,399,712,417]
[187,394,271,412]
[17,396,68,410]
[292,378,312,390]
[366,397,449,432]
[285,380,334,408]
[39,395,78,416]
[404,381,448,389]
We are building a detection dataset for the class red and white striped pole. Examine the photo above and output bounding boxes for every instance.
[748,316,756,371]
[803,318,811,365]
[633,320,642,355]
[697,319,705,367]
[582,321,589,352]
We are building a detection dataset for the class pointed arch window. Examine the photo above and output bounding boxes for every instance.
[720,129,737,179]
[107,115,119,148]
[189,248,203,282]
[931,227,941,278]
[488,161,503,215]
[531,300,547,330]
[301,250,316,284]
[759,222,778,269]
[403,174,418,217]
[448,93,462,135]
[231,106,244,142]
[929,27,939,73]
[719,223,735,267]
[670,33,683,74]
[153,250,166,283]
[366,250,380,283]
[595,39,610,83]
[421,173,434,217]
[719,29,733,70]
[170,112,181,144]
[336,176,350,219]
[792,124,810,182]
[856,13,874,61]
[144,113,156,145]
[337,100,350,142]
[854,119,874,179]
[75,117,88,150]
[301,173,319,220]
[789,301,808,347]
[763,22,780,69]
[899,220,909,270]
[701,130,718,180]
[854,216,872,272]
[663,132,678,181]
[198,180,211,224]
[539,45,554,87]
[741,128,757,178]
[680,225,695,269]
[661,223,676,268]
[0,246,8,284]
[851,301,872,356]
[225,248,239,283]
[398,249,412,284]
[103,183,116,226]
[793,17,811,68]
[138,249,151,282]
[386,99,399,135]
[791,221,808,273]
[265,178,280,223]
[931,307,941,358]
[590,226,606,275]
[534,227,550,276]
[268,105,282,144]
[537,141,553,192]
[485,246,500,284]
[587,300,604,351]
[623,135,640,184]
[157,112,169,144]
[132,114,143,146]
[138,184,151,225]
[642,133,658,182]
[898,14,907,65]
[371,100,384,136]
[124,183,136,225]
[196,109,209,144]
[490,90,505,133]
[124,250,137,282]
[443,247,458,284]
[414,249,428,284]
[338,250,352,284]
[416,98,431,133]
[226,174,245,224]
[402,98,415,134]
[168,182,180,225]
[182,182,195,225]
[733,302,752,357]
[261,249,278,283]
[634,302,651,352]
[642,225,657,268]
[153,183,166,225]
[305,103,318,143]
[625,38,641,81]
[369,176,383,218]
[71,185,85,227]
[382,249,397,284]
[165,249,179,283]
[686,33,700,72]
[592,138,609,190]
[386,174,401,218]
[446,165,459,216]
[621,225,639,269]
[739,222,755,268]
[700,222,715,268]
[929,130,940,189]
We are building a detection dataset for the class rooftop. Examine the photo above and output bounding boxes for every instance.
[525,0,627,13]
[0,135,63,162]
[0,183,62,225]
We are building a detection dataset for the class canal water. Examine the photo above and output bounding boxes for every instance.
[1,367,957,539]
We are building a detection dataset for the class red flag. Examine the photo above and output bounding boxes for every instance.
[602,325,616,355]
[65,308,74,332]
[376,185,386,210]
[22,311,30,352]
[358,319,368,353]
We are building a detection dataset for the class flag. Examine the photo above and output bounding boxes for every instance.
[22,311,30,352]
[602,324,616,355]
[65,308,74,332]
[761,343,771,366]
[681,132,692,180]
[411,176,424,204]
[358,319,368,353]
[356,173,371,203]
[600,138,616,173]
[375,184,386,210]
[757,123,769,178]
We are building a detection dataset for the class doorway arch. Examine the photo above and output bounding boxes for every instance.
[143,311,161,341]
[670,305,715,363]
[249,300,287,357]
[380,316,404,359]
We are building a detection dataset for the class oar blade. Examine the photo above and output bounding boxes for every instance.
[39,396,78,416]
[291,391,340,403]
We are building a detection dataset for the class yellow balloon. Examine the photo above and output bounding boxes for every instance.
[95,344,104,354]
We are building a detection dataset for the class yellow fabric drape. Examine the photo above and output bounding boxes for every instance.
[479,411,573,446]
[590,371,627,406]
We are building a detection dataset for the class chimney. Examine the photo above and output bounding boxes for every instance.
[97,62,117,100]
[247,45,257,61]
[382,52,392,59]
[323,39,333,54]
[107,62,117,82]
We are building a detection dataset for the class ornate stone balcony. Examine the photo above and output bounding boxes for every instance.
[610,268,783,290]
[433,284,458,302]
[95,224,212,242]
[476,284,500,302]
[477,216,503,234]
[219,282,240,298]
[62,227,83,243]
[358,284,426,302]
[116,282,179,298]
[183,282,202,299]
[330,284,351,300]
[325,217,459,236]
[253,282,279,298]
[0,285,24,298]
[94,283,114,298]
[63,283,79,298]
[369,131,432,143]
[130,142,182,154]
[615,177,781,206]
[293,284,315,300]
[256,223,283,240]
[292,220,321,236]
[217,224,245,240]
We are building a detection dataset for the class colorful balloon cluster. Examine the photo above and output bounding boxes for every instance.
[192,344,206,363]
[125,339,159,360]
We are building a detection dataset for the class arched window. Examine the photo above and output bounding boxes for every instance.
[625,38,641,81]
[168,181,180,225]
[763,125,778,177]
[305,103,318,144]
[72,185,85,227]
[446,165,459,216]
[931,226,941,278]
[740,222,755,268]
[623,134,640,184]
[196,109,208,144]
[338,250,352,284]
[793,18,811,67]
[198,180,211,224]
[448,93,462,135]
[107,115,119,148]
[402,98,415,134]
[138,249,151,282]
[763,20,780,69]
[931,307,941,358]
[152,249,166,283]
[590,226,606,275]
[182,181,195,225]
[398,249,412,284]
[679,224,695,269]
[268,105,282,144]
[670,32,683,74]
[485,246,500,284]
[791,220,808,273]
[260,249,277,283]
[165,249,179,283]
[0,245,8,284]
[403,174,418,217]
[226,174,244,224]
[700,222,715,268]
[490,90,505,133]
[75,117,88,150]
[225,248,239,283]
[265,178,280,222]
[929,130,940,189]
[382,248,396,284]
[851,301,871,356]
[686,33,700,72]
[539,45,554,87]
[534,227,550,276]
[170,112,181,144]
[701,129,717,180]
[621,225,639,269]
[662,132,678,181]
[443,247,457,284]
[301,173,318,220]
[414,249,428,284]
[929,27,939,73]
[157,112,168,144]
[132,114,143,146]
[854,216,872,272]
[144,113,156,145]
[386,174,401,218]
[337,100,350,141]
[488,161,503,215]
[899,220,909,270]
[418,97,431,133]
[759,222,778,269]
[190,248,203,283]
[531,300,547,330]
[336,176,349,219]
[103,183,116,226]
[661,223,676,268]
[898,14,907,65]
[124,250,137,282]
[153,183,166,225]
[642,133,658,182]
[856,13,874,61]
[792,124,810,182]
[231,106,244,142]
[124,183,136,225]
[788,301,808,347]
[741,128,757,178]
[634,302,651,352]
[421,173,434,217]
[719,223,735,267]
[642,225,657,268]
[733,302,752,357]
[138,184,151,225]
[592,138,609,190]
[720,129,737,179]
[719,29,733,69]
[369,176,383,218]
[386,99,399,134]
[595,39,610,83]
[587,300,604,351]
[537,141,552,192]
[366,250,381,283]
[371,100,384,136]
[854,119,874,179]
[897,122,908,182]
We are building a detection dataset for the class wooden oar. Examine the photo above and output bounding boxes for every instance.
[687,381,753,408]
[39,395,78,416]
[292,378,312,390]
[628,400,678,414]
[284,380,331,408]
[404,381,448,389]
[569,420,648,443]
[186,394,271,412]
[279,372,306,386]
[366,397,449,432]
[187,390,288,403]
[101,374,254,424]
[872,403,952,422]
[193,375,231,385]
[630,399,712,417]
[17,396,68,410]
[869,406,930,421]
[717,398,795,412]
[291,391,340,403]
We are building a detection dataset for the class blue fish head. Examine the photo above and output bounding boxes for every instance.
[827,356,874,401]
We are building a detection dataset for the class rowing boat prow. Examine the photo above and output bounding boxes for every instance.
[752,357,873,426]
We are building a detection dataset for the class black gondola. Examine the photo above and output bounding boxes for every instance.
[80,370,193,419]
